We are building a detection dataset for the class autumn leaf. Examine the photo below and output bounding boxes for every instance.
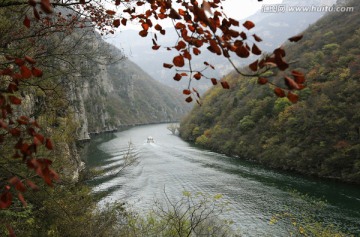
[287,91,299,103]
[173,55,185,67]
[40,0,53,14]
[274,88,286,97]
[252,44,262,55]
[183,89,191,95]
[194,72,202,80]
[284,76,300,90]
[173,73,182,81]
[185,96,193,103]
[113,19,120,27]
[163,63,173,69]
[23,15,31,28]
[25,55,36,64]
[45,138,53,150]
[288,34,303,42]
[221,81,230,89]
[243,20,255,30]
[253,34,262,42]
[32,67,43,77]
[249,60,258,72]
[9,96,21,105]
[106,10,116,15]
[257,77,268,85]
[21,65,32,79]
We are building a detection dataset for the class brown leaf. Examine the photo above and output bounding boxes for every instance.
[106,10,116,15]
[121,18,127,26]
[235,45,250,58]
[163,63,173,69]
[193,48,201,55]
[139,30,148,37]
[0,191,12,209]
[185,96,193,103]
[251,44,262,55]
[173,73,182,81]
[249,60,258,72]
[289,34,303,42]
[113,19,120,27]
[253,34,262,42]
[211,78,218,85]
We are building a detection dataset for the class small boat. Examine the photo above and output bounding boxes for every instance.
[147,136,155,143]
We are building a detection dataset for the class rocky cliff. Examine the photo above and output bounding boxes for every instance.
[63,30,188,140]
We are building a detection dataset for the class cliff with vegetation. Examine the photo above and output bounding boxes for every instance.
[180,0,360,183]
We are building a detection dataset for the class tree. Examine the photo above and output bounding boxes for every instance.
[1,0,305,235]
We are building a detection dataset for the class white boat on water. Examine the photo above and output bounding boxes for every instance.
[147,136,155,143]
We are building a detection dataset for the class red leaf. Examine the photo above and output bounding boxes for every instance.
[257,77,268,85]
[193,48,201,55]
[0,192,12,209]
[14,58,25,66]
[249,60,258,72]
[113,19,120,27]
[194,72,202,80]
[235,45,250,58]
[183,89,191,95]
[289,34,303,42]
[175,40,186,51]
[251,44,262,55]
[7,83,18,93]
[121,18,127,26]
[173,73,182,81]
[274,88,286,98]
[106,10,116,15]
[23,15,31,28]
[21,65,32,79]
[284,76,300,90]
[287,91,299,103]
[163,63,173,69]
[221,81,230,89]
[152,45,160,50]
[185,96,193,103]
[18,192,27,207]
[6,225,16,237]
[25,55,36,64]
[28,0,36,6]
[211,78,218,85]
[26,180,39,191]
[173,55,185,67]
[169,8,181,20]
[291,70,305,84]
[115,0,120,5]
[243,20,255,30]
[139,30,148,37]
[45,138,53,150]
[40,0,53,14]
[253,34,262,42]
[9,96,21,105]
[32,67,43,77]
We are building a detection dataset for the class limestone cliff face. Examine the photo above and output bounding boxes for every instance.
[66,31,188,140]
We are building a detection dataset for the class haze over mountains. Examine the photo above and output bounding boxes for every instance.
[105,0,337,94]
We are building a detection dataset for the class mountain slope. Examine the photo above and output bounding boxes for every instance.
[180,0,360,183]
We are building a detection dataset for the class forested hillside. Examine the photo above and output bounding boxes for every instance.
[180,0,360,183]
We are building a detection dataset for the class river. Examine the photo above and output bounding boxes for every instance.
[83,123,360,236]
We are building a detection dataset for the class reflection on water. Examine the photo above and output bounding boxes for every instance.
[84,124,360,236]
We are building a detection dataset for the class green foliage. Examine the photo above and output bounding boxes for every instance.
[180,0,360,184]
